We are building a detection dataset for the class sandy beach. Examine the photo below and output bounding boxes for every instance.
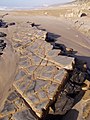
[0,1,90,120]
[1,2,90,66]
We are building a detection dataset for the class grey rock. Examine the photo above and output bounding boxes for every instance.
[12,110,37,120]
[70,68,86,85]
[51,93,74,115]
[0,32,7,37]
[80,13,87,17]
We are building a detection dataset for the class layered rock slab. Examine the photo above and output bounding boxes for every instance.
[0,23,74,119]
[12,25,74,70]
[14,62,68,118]
[0,87,37,120]
[12,24,74,118]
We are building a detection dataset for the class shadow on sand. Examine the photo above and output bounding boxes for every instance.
[45,91,84,120]
[75,55,90,67]
[46,31,90,67]
[45,109,79,120]
[44,32,90,120]
[45,32,77,57]
[61,109,79,120]
[46,32,61,40]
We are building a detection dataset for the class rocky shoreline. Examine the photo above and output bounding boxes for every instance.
[0,16,90,120]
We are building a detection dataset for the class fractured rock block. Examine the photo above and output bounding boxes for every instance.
[13,62,68,118]
[1,25,75,119]
[48,55,74,70]
[50,92,74,115]
[0,88,29,119]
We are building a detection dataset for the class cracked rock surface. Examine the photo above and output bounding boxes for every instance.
[0,20,90,120]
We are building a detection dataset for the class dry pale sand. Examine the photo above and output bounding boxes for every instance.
[1,9,90,67]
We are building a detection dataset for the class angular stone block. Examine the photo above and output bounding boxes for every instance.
[0,25,75,119]
[14,63,68,118]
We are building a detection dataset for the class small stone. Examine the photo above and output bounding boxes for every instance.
[8,22,15,26]
[0,32,7,37]
[80,13,87,17]
[0,39,4,43]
